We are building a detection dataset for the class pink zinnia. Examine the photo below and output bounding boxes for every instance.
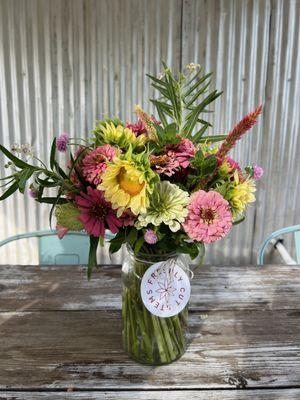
[82,145,117,185]
[166,138,196,168]
[144,229,158,244]
[75,187,122,237]
[56,132,69,152]
[126,116,161,136]
[151,138,196,176]
[150,154,180,177]
[183,190,232,244]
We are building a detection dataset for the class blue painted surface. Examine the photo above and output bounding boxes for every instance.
[38,233,90,265]
[257,225,300,265]
[295,231,300,264]
[0,230,114,265]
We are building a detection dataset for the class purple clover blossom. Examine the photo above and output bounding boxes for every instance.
[56,132,69,152]
[253,165,264,180]
[28,188,38,199]
[144,229,158,245]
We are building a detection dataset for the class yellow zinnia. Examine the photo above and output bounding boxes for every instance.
[225,172,256,216]
[98,152,158,216]
[94,122,147,149]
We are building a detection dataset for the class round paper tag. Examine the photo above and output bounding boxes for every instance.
[140,259,191,318]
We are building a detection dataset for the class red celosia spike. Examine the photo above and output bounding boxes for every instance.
[216,104,263,160]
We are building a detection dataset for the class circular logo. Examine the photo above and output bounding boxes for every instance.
[140,259,191,318]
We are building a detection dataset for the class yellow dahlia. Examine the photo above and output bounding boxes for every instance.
[94,122,147,149]
[225,172,256,216]
[98,152,158,216]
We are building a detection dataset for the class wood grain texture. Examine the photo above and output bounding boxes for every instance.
[0,264,299,312]
[0,309,299,389]
[0,264,299,395]
[0,389,299,399]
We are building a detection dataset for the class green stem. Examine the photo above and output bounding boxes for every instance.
[172,313,186,347]
[166,317,181,352]
[128,293,139,358]
[159,318,177,361]
[122,252,187,365]
[87,236,98,279]
[151,316,168,364]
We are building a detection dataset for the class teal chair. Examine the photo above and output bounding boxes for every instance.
[0,230,114,265]
[257,225,300,265]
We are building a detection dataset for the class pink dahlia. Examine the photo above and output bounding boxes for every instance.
[75,187,122,237]
[166,138,196,168]
[183,190,232,244]
[82,145,117,185]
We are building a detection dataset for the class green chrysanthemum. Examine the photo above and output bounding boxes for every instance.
[136,181,189,232]
[93,122,147,149]
[55,203,84,231]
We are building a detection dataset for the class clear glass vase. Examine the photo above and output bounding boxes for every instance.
[121,245,190,365]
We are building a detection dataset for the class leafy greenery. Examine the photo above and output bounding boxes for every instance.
[109,224,203,260]
[147,62,222,142]
[0,140,80,205]
[186,150,218,189]
[152,123,181,150]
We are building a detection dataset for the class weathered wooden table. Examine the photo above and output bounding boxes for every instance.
[0,264,299,399]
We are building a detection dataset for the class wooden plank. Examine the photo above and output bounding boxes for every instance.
[0,264,299,312]
[0,309,299,389]
[0,389,299,399]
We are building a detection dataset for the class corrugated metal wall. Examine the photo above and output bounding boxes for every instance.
[0,0,299,265]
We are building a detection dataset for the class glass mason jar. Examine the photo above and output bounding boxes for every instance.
[121,245,191,365]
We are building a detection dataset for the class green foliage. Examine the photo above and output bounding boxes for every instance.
[199,134,227,143]
[0,140,76,206]
[88,236,99,279]
[147,63,222,143]
[155,123,181,148]
[109,228,146,256]
[0,181,19,200]
[187,151,218,189]
[110,225,205,262]
[0,144,32,169]
[233,215,245,225]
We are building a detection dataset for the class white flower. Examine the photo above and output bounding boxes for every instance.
[136,181,189,232]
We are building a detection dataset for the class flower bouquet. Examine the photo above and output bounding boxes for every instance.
[0,62,263,365]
